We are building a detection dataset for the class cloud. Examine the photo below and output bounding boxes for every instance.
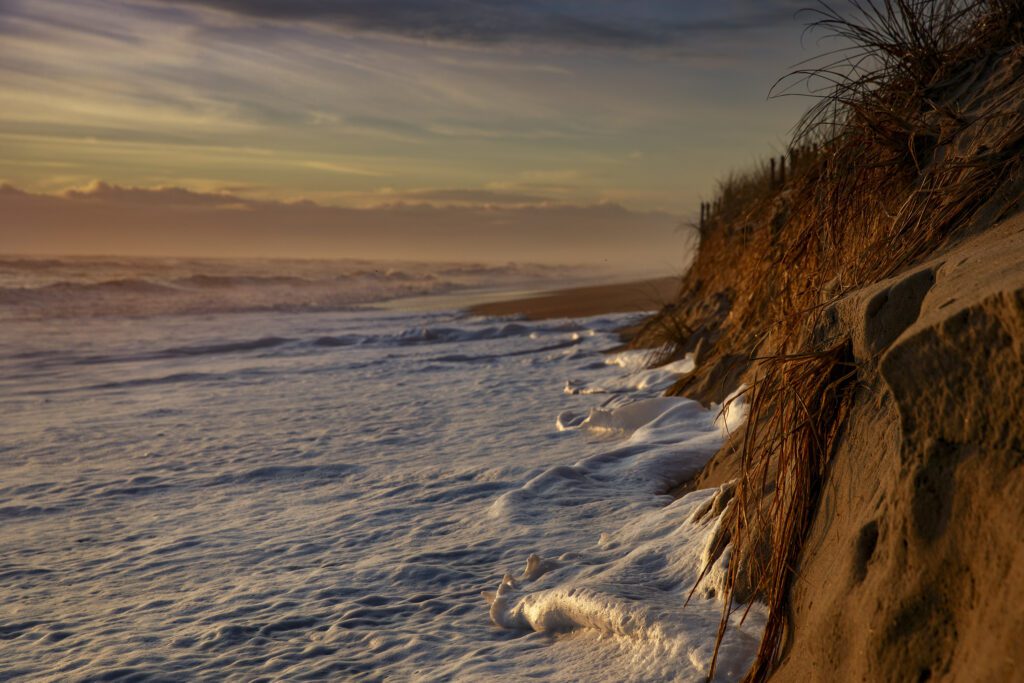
[59,180,251,207]
[394,188,551,205]
[0,183,29,197]
[0,1,813,219]
[0,181,689,271]
[154,0,806,49]
[54,180,553,208]
[297,160,384,176]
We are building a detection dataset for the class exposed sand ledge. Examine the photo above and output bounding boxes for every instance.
[764,211,1024,681]
[467,276,679,320]
[655,212,1024,679]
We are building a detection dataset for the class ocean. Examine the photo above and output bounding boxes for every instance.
[0,257,762,681]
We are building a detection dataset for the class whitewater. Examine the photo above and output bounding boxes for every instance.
[0,262,763,681]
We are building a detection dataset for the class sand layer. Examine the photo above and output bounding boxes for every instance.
[767,211,1024,682]
[468,277,679,320]
[675,212,1024,681]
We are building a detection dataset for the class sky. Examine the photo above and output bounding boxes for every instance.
[0,0,818,267]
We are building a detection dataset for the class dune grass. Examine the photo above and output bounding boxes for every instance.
[635,2,1024,679]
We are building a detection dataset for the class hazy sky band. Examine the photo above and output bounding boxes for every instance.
[0,181,690,270]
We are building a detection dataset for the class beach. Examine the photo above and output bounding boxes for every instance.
[5,1,1024,679]
[468,276,679,320]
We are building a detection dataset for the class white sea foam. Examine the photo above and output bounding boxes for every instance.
[714,385,749,435]
[484,488,764,680]
[565,351,695,396]
[0,303,759,682]
[487,353,761,681]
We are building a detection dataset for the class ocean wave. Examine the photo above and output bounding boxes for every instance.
[0,256,603,320]
[0,278,178,300]
[343,269,428,282]
[173,274,314,288]
[2,318,607,376]
[0,279,438,320]
[395,322,533,344]
[0,257,71,270]
[157,336,293,358]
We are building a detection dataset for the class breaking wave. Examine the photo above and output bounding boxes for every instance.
[0,255,601,320]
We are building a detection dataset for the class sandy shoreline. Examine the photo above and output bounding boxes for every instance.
[467,276,679,320]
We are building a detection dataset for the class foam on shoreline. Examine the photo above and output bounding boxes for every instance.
[486,350,761,681]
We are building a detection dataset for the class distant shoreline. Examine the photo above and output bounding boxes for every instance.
[467,276,678,320]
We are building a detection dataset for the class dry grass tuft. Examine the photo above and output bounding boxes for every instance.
[712,344,858,680]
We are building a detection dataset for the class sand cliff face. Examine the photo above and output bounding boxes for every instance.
[773,214,1024,681]
[630,9,1024,675]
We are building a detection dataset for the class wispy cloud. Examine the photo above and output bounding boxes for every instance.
[387,188,553,206]
[0,0,812,214]
[297,160,384,177]
[154,0,806,49]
